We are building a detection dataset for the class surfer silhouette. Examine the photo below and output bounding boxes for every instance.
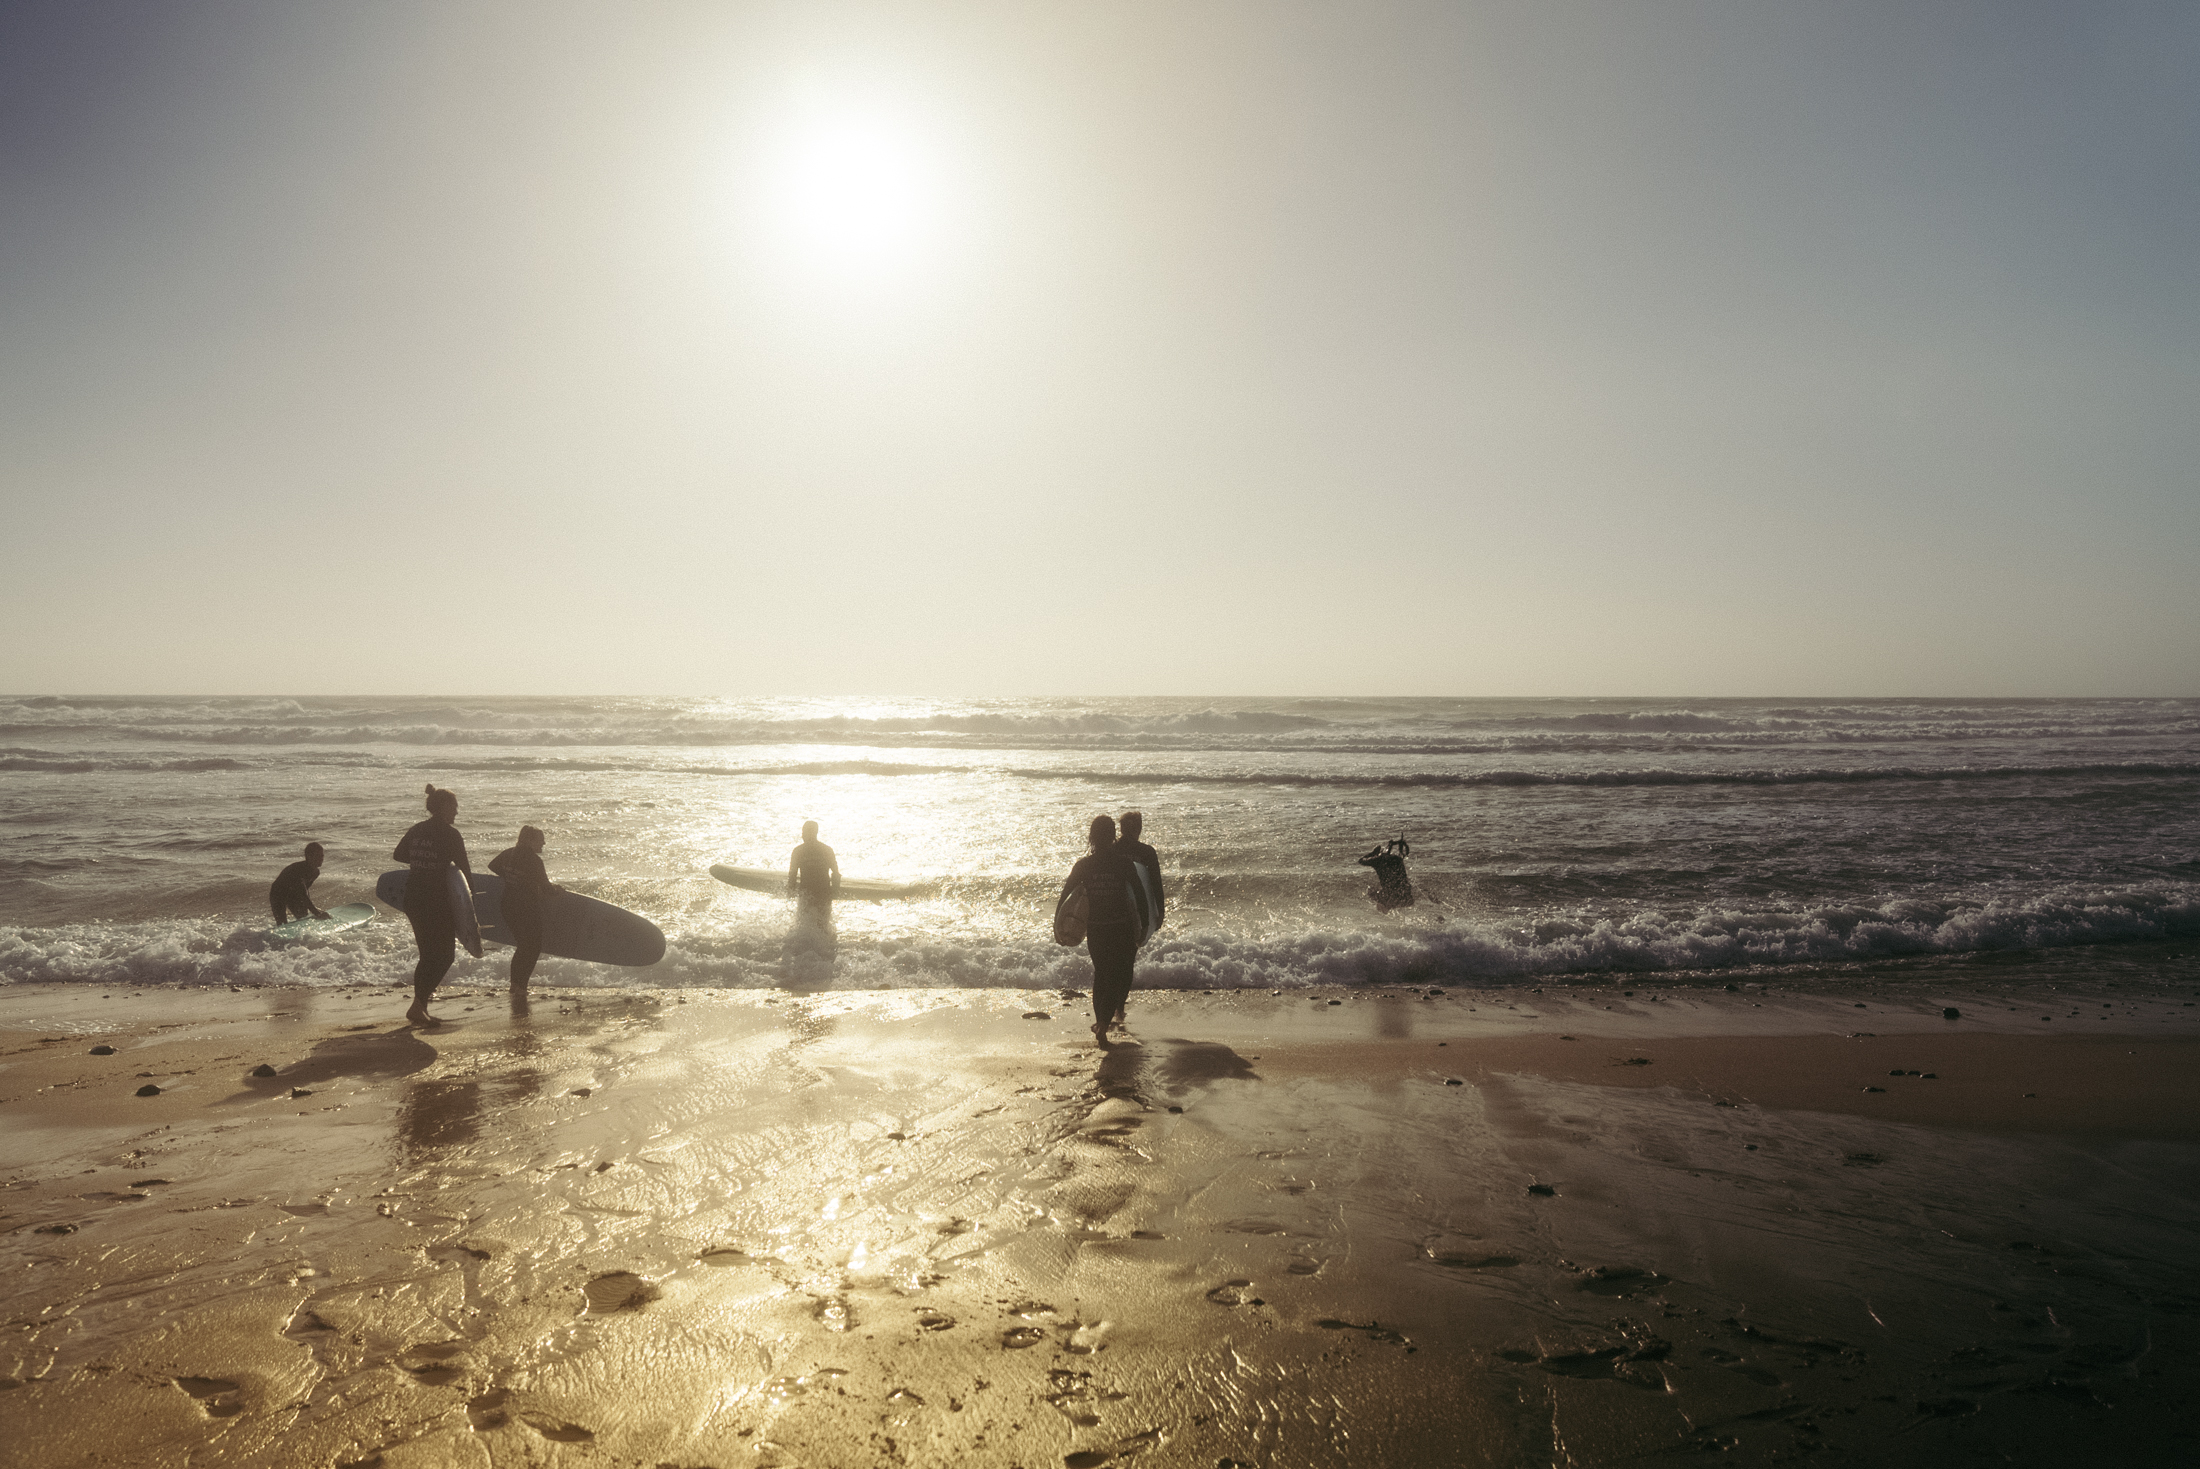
[392,785,472,1025]
[1114,811,1166,1027]
[489,825,554,989]
[1358,834,1414,912]
[269,842,330,924]
[1062,814,1142,1048]
[787,821,841,916]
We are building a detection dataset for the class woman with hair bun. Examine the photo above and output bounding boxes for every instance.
[391,784,472,1024]
[489,824,555,989]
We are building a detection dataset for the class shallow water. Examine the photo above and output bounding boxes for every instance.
[2,695,2195,991]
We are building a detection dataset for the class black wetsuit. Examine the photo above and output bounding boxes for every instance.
[489,845,549,985]
[392,818,470,1004]
[1120,838,1165,928]
[1067,846,1142,1030]
[789,840,837,918]
[268,860,322,924]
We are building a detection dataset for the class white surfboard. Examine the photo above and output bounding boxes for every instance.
[447,867,484,958]
[266,902,374,944]
[710,865,920,901]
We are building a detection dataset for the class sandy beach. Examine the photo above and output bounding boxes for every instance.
[4,976,2197,1468]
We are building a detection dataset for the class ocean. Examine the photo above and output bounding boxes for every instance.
[3,695,2196,994]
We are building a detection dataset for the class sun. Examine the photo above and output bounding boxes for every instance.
[753,88,950,283]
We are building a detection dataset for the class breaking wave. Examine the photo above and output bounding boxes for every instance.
[8,882,2194,992]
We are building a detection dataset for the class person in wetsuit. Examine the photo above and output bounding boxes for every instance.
[1113,811,1167,1027]
[1062,813,1142,1048]
[391,784,471,1025]
[489,825,554,988]
[787,821,840,917]
[269,842,330,925]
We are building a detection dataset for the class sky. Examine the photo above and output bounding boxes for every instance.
[1,0,2194,697]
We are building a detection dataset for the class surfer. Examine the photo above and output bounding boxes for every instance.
[1113,811,1166,1026]
[787,821,840,917]
[489,825,554,988]
[1061,814,1142,1048]
[1358,834,1414,912]
[391,785,472,1025]
[268,842,330,925]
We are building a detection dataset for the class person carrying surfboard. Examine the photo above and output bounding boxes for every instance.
[268,842,330,925]
[392,784,472,1025]
[787,821,840,916]
[1114,811,1166,1027]
[1060,814,1145,1048]
[489,825,555,988]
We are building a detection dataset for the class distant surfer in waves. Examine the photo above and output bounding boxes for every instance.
[1358,834,1414,912]
[1062,814,1142,1048]
[787,821,841,917]
[489,825,554,991]
[392,784,472,1025]
[268,842,330,925]
[1114,811,1166,1028]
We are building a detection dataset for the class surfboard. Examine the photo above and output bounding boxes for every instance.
[1128,859,1160,946]
[470,874,666,967]
[447,867,484,958]
[266,902,374,944]
[710,865,921,901]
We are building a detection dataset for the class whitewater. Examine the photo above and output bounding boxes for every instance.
[3,695,2196,994]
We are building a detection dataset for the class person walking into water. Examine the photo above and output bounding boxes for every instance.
[268,842,330,925]
[787,821,840,916]
[489,825,554,989]
[1113,811,1166,1027]
[392,784,471,1025]
[1061,813,1142,1048]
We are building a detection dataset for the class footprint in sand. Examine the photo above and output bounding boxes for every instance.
[582,1271,657,1313]
[174,1376,245,1418]
[1205,1280,1256,1306]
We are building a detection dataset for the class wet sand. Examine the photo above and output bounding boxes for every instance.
[4,978,2198,1467]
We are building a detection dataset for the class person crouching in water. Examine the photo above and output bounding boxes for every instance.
[1061,813,1141,1048]
[489,825,554,989]
[392,784,471,1025]
[269,842,330,925]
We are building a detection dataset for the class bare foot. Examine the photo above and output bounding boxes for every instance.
[405,1007,439,1026]
[1092,1025,1111,1049]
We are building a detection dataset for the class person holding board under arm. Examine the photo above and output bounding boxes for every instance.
[1061,813,1143,1048]
[392,785,471,1025]
[1113,811,1166,1028]
[489,825,555,989]
[787,821,840,919]
[268,842,330,925]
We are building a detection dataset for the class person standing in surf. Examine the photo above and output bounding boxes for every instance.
[1113,811,1166,1027]
[787,820,840,918]
[1061,813,1142,1048]
[392,784,472,1025]
[268,842,330,925]
[489,825,554,991]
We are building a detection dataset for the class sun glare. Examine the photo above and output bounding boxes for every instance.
[753,89,950,283]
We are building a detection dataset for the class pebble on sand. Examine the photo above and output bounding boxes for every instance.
[1863,1086,1886,1093]
[135,1084,161,1097]
[251,1064,277,1077]
[1526,1183,1556,1196]
[1943,1007,1962,1019]
[88,1045,115,1055]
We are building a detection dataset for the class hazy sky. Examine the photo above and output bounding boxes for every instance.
[3,1,2194,696]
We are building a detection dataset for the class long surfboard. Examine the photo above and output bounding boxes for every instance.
[376,870,664,967]
[710,864,921,901]
[266,902,374,944]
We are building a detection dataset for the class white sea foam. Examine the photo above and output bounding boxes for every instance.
[8,882,2193,993]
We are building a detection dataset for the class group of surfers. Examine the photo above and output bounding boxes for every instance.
[268,786,1168,1042]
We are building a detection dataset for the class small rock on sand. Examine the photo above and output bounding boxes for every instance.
[251,1064,277,1077]
[135,1084,161,1097]
[1943,1007,1961,1019]
[89,1045,115,1056]
[1863,1086,1886,1093]
[1527,1183,1556,1196]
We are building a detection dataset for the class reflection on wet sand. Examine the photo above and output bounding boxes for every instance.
[8,985,2197,1469]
